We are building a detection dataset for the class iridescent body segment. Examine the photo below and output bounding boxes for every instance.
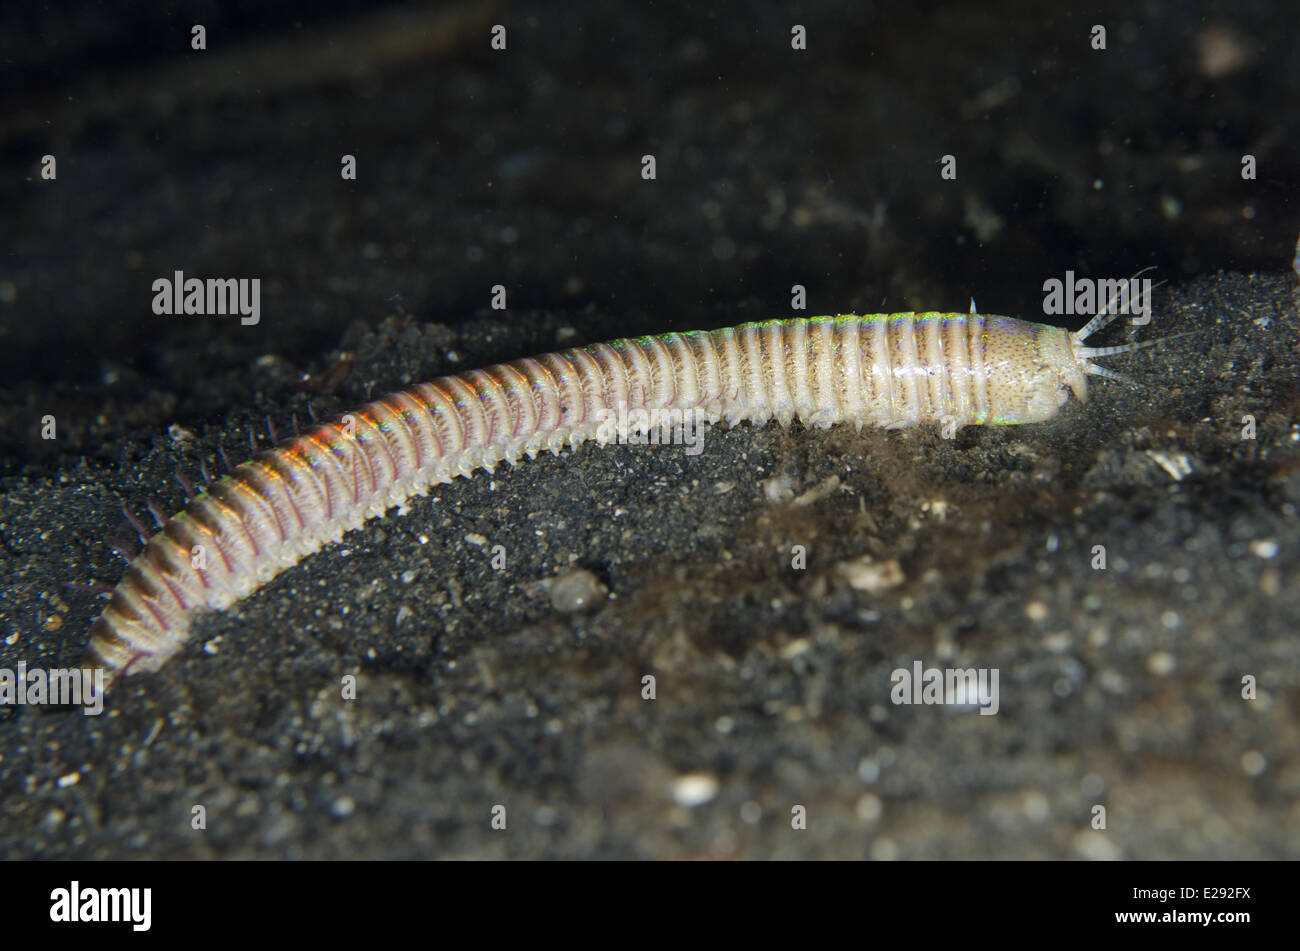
[86,312,1121,681]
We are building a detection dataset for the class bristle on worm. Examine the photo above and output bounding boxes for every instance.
[85,311,1180,685]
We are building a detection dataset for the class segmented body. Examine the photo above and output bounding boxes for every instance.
[85,311,1104,680]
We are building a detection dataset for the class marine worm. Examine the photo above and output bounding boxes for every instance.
[85,306,1171,684]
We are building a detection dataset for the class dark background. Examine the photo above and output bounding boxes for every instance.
[3,0,1297,467]
[1,1,1298,859]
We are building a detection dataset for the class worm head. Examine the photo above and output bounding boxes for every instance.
[984,315,1181,424]
[1015,317,1189,424]
[982,318,1086,423]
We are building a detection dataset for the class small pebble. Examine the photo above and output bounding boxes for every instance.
[762,473,796,503]
[672,773,719,807]
[869,837,899,861]
[1024,601,1049,622]
[855,793,883,822]
[549,568,607,612]
[1072,830,1122,861]
[1241,750,1266,776]
[794,474,840,506]
[837,556,904,593]
[1249,539,1278,559]
[1023,791,1050,822]
[1146,652,1176,676]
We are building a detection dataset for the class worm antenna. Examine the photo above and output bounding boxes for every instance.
[307,402,318,423]
[1077,330,1195,361]
[1077,330,1194,392]
[292,412,300,436]
[199,459,212,485]
[266,415,279,444]
[1073,267,1164,343]
[1085,363,1140,387]
[248,429,258,455]
[219,443,234,473]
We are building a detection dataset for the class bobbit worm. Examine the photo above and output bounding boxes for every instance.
[85,306,1171,684]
